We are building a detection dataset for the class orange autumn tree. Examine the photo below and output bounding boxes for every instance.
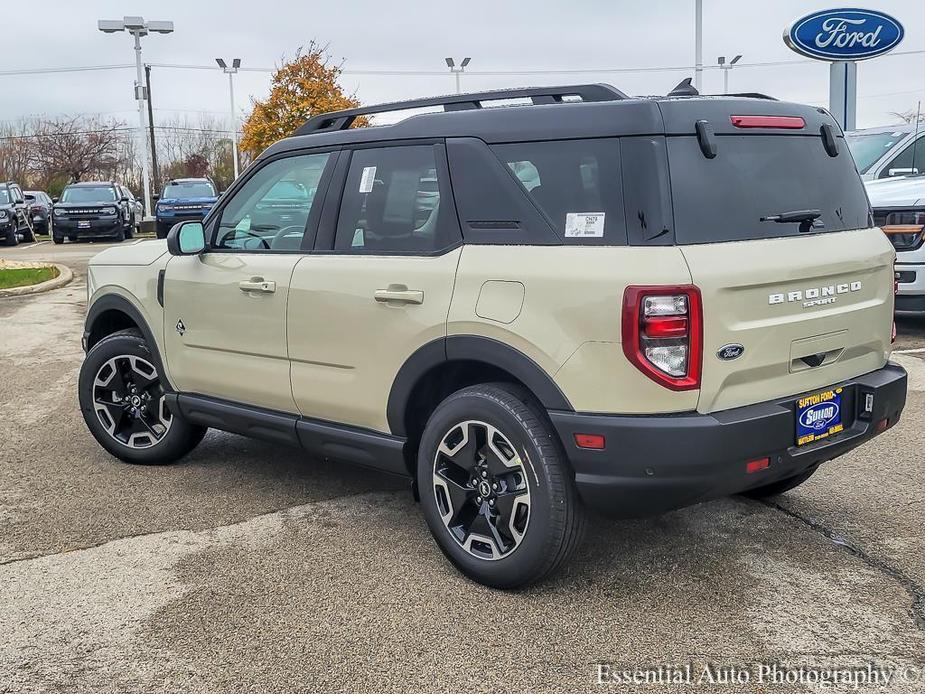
[240,43,364,156]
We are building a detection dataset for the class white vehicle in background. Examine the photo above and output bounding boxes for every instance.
[866,174,925,313]
[847,123,925,181]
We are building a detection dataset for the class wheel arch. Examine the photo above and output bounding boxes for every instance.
[388,336,574,475]
[84,294,172,391]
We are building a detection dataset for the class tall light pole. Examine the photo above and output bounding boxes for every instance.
[445,57,471,94]
[216,58,241,180]
[717,54,742,94]
[98,16,173,219]
[694,0,703,91]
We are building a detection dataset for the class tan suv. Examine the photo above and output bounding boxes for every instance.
[79,83,907,588]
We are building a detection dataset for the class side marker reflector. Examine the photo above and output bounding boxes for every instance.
[574,433,606,450]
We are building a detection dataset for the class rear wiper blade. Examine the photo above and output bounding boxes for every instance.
[760,209,822,224]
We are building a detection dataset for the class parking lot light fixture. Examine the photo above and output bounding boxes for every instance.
[216,57,242,180]
[97,16,174,219]
[445,57,471,94]
[718,54,742,94]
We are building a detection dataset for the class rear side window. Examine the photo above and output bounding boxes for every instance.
[491,139,626,245]
[335,145,459,254]
[668,135,870,244]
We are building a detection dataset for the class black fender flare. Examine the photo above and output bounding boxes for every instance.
[84,294,173,392]
[386,335,574,436]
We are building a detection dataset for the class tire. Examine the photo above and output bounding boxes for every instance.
[111,226,125,242]
[417,382,586,589]
[78,329,206,465]
[22,225,35,243]
[156,222,171,239]
[52,234,64,244]
[68,236,77,242]
[5,222,19,246]
[740,467,817,499]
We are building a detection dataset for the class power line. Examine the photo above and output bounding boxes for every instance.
[0,125,235,141]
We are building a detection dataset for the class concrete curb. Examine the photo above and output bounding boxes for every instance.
[0,264,73,298]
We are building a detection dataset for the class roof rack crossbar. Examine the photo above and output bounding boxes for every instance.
[294,84,628,135]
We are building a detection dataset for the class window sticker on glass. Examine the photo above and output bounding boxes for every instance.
[359,166,377,193]
[564,212,605,238]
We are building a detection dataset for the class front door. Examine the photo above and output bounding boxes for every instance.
[163,151,335,413]
[288,143,462,432]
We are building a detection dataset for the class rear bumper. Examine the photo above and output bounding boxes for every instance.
[550,362,907,518]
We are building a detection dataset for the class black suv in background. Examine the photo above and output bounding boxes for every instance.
[53,182,135,244]
[25,190,54,236]
[1,181,35,245]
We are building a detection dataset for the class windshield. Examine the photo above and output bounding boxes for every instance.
[0,188,9,205]
[163,181,216,199]
[669,134,870,244]
[61,186,116,203]
[846,131,908,173]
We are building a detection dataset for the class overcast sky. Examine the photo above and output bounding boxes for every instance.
[2,0,922,131]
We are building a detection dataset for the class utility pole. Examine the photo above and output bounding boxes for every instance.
[145,64,159,197]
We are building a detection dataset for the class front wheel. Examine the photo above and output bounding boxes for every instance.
[5,223,18,246]
[78,329,206,465]
[417,383,586,589]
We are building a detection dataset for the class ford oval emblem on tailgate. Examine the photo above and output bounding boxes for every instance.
[717,344,745,361]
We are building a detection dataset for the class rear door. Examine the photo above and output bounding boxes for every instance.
[661,105,895,414]
[163,151,335,413]
[287,142,462,433]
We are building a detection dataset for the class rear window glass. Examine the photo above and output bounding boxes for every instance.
[491,138,626,244]
[668,135,870,244]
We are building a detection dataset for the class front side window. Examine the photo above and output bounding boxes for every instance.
[879,136,925,178]
[491,138,625,244]
[215,152,331,251]
[61,186,117,203]
[845,130,907,173]
[334,145,457,253]
[0,188,10,205]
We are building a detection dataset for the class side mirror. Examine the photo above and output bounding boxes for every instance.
[52,197,59,203]
[167,221,206,256]
[888,167,918,177]
[24,194,35,202]
[152,193,160,201]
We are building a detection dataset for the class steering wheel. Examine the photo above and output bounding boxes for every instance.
[270,225,306,249]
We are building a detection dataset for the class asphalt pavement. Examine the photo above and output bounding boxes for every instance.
[1,239,924,693]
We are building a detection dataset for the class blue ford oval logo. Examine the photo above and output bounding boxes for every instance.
[784,8,904,61]
[717,344,745,361]
[798,401,841,431]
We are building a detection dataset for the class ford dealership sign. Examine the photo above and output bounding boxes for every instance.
[784,8,904,61]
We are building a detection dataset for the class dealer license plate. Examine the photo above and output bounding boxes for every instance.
[78,220,91,229]
[796,388,844,446]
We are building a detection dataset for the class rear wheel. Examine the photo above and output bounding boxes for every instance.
[417,383,585,589]
[52,233,64,244]
[78,329,206,465]
[741,467,817,499]
[21,224,35,243]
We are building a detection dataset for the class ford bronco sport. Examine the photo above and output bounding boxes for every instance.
[53,181,135,244]
[79,83,907,588]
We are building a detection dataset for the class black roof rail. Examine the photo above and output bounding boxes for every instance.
[724,92,778,100]
[293,84,628,135]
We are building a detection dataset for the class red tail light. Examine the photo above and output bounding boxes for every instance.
[622,285,702,391]
[730,115,805,129]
